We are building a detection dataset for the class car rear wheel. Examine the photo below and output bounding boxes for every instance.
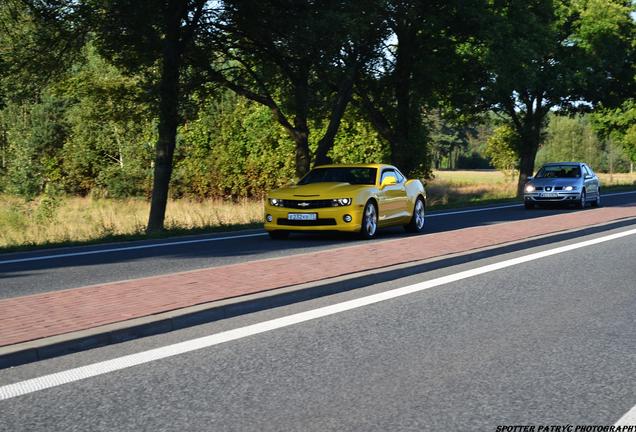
[268,230,290,240]
[577,189,587,209]
[405,197,426,233]
[360,201,378,239]
[591,189,601,208]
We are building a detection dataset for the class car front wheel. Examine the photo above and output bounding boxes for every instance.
[405,197,426,233]
[360,201,378,239]
[577,189,587,209]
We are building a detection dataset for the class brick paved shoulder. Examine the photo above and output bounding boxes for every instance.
[1,205,635,347]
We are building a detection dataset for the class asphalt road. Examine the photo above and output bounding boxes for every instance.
[1,224,634,431]
[1,191,636,299]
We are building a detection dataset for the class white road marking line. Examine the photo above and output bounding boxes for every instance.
[615,404,636,426]
[1,227,635,401]
[0,233,267,265]
[1,189,635,266]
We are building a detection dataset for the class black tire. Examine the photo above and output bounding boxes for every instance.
[524,202,535,210]
[591,189,601,208]
[577,189,587,209]
[405,197,426,233]
[268,230,290,240]
[359,201,378,240]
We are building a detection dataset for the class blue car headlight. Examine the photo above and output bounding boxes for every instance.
[525,184,535,193]
[564,186,576,191]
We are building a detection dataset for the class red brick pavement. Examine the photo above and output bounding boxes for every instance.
[1,204,635,347]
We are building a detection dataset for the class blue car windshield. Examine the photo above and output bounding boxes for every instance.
[536,165,581,179]
[298,168,378,185]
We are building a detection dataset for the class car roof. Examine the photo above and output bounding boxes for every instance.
[312,163,394,170]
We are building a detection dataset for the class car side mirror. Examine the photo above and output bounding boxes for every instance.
[584,175,593,180]
[527,176,533,181]
[381,176,397,188]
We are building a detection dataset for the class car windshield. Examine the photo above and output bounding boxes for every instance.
[536,165,581,179]
[298,167,378,185]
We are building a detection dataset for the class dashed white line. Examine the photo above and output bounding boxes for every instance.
[1,226,635,401]
[1,190,634,266]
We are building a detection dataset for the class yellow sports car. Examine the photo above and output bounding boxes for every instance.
[264,164,426,239]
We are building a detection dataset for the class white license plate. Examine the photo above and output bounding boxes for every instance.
[288,213,317,221]
[540,193,559,198]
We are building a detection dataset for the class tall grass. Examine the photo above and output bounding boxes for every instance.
[0,195,263,248]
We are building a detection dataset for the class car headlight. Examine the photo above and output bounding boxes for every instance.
[268,198,284,207]
[525,185,535,193]
[564,186,576,191]
[331,198,352,207]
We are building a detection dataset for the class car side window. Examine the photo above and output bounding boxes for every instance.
[381,169,397,184]
[394,170,405,183]
[584,165,594,176]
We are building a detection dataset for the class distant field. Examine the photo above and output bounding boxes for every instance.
[1,169,635,250]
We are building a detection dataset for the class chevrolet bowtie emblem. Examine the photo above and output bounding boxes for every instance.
[298,202,310,207]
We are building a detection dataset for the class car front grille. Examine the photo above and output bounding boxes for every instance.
[278,199,334,209]
[277,218,337,226]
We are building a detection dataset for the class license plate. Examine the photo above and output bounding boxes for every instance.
[540,193,559,198]
[288,213,317,221]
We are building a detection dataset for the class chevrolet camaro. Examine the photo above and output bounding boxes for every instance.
[523,162,601,209]
[264,164,426,239]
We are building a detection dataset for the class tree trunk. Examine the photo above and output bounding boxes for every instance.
[147,3,181,234]
[314,65,357,167]
[516,131,541,197]
[292,129,311,178]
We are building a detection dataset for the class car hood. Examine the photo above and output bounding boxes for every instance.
[270,182,368,198]
[529,178,581,187]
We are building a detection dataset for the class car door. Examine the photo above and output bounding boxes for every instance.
[582,164,599,197]
[378,169,407,223]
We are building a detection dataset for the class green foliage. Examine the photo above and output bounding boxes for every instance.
[536,114,631,172]
[326,114,390,165]
[173,94,296,199]
[484,125,519,180]
[0,95,68,198]
[58,43,154,197]
[591,99,636,164]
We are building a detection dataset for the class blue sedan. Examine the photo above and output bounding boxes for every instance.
[523,162,601,209]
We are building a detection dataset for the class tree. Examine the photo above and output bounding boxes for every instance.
[591,99,636,166]
[211,0,387,178]
[356,0,486,176]
[21,0,220,232]
[480,0,636,195]
[484,124,519,180]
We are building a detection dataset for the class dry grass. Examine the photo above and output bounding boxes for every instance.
[597,172,636,186]
[1,169,635,249]
[0,195,263,248]
[426,170,517,207]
